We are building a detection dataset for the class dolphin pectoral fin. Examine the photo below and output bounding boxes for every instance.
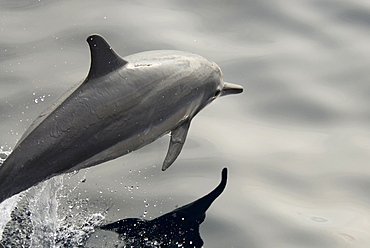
[162,120,191,171]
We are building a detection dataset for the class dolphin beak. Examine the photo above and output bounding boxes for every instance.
[220,82,243,96]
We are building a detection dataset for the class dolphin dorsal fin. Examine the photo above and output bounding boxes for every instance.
[86,34,128,79]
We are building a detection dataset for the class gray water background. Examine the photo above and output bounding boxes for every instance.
[1,0,370,247]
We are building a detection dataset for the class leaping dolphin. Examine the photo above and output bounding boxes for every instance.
[99,168,228,248]
[0,34,242,203]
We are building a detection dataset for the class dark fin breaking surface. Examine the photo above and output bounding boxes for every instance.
[86,34,128,80]
[175,167,228,216]
[99,168,228,248]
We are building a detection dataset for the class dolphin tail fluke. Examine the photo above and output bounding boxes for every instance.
[162,120,191,171]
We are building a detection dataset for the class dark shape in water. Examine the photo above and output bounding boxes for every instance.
[0,33,243,203]
[0,199,33,248]
[100,168,228,247]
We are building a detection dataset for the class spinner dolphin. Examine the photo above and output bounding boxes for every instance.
[0,34,242,203]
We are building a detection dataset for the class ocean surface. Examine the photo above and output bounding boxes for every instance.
[1,0,370,247]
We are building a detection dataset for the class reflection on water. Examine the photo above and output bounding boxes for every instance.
[1,0,370,247]
[0,167,227,247]
[98,168,227,248]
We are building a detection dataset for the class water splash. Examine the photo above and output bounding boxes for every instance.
[0,147,111,247]
[0,146,19,242]
[0,195,21,241]
[0,171,106,247]
[56,213,105,247]
[1,196,32,247]
[28,176,63,247]
[0,146,12,166]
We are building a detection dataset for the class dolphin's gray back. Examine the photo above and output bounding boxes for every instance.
[0,49,219,202]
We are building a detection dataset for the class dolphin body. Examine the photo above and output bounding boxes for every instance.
[99,168,228,248]
[0,35,242,203]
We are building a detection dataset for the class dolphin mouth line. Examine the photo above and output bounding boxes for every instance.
[220,82,244,96]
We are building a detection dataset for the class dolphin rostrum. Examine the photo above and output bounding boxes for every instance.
[99,168,228,248]
[0,34,242,203]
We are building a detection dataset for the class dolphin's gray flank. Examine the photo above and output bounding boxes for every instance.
[0,34,242,203]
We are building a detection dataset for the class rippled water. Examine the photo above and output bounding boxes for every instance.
[1,0,370,247]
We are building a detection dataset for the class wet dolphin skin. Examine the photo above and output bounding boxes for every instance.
[0,35,243,203]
